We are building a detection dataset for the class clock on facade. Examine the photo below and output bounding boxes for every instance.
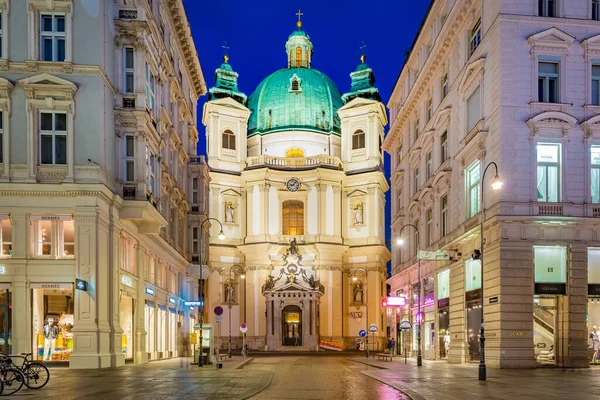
[286,178,300,192]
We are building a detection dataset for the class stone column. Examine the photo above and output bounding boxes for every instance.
[11,278,28,356]
[562,243,588,367]
[317,184,327,239]
[136,248,148,364]
[448,262,466,364]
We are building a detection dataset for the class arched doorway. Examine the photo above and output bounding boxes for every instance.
[282,305,302,346]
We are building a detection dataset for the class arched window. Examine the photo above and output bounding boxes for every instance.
[282,200,304,235]
[305,50,309,67]
[289,50,292,68]
[286,148,304,158]
[222,130,236,150]
[296,46,302,68]
[352,130,365,150]
[291,79,299,91]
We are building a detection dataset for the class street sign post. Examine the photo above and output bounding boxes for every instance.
[240,323,248,357]
[368,324,378,359]
[399,317,412,364]
[214,306,224,316]
[359,330,367,337]
[418,250,451,261]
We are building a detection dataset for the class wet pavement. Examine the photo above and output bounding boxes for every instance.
[246,356,409,400]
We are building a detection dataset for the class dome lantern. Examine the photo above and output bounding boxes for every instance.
[286,10,313,69]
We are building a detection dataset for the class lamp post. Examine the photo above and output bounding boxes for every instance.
[350,267,369,358]
[397,223,422,367]
[478,162,504,381]
[225,264,245,359]
[197,217,225,367]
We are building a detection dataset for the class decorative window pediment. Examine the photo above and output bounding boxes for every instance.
[582,33,600,57]
[527,27,575,54]
[459,58,485,93]
[289,74,302,92]
[526,111,577,137]
[18,73,77,101]
[433,106,451,129]
[581,114,600,138]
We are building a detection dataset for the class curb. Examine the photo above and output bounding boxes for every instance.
[346,357,390,370]
[236,357,255,369]
[360,370,425,400]
[241,371,274,400]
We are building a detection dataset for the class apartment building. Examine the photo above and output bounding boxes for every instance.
[0,0,208,368]
[384,0,600,368]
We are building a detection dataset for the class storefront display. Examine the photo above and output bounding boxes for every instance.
[31,285,74,361]
[145,300,156,360]
[157,304,167,358]
[534,296,557,365]
[119,292,134,360]
[437,270,450,360]
[169,308,177,357]
[587,248,600,365]
[465,259,482,362]
[0,288,11,354]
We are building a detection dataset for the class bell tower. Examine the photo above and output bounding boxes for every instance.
[286,10,313,68]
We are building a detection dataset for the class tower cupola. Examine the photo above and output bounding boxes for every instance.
[286,10,313,68]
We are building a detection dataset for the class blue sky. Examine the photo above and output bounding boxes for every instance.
[184,0,432,252]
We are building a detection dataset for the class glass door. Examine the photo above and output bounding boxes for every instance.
[0,290,11,354]
[534,296,557,366]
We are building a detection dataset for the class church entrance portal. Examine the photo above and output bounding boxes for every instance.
[282,305,302,346]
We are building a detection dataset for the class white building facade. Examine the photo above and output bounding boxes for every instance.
[385,0,600,368]
[0,0,207,368]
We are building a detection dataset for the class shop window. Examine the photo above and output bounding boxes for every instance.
[423,277,434,304]
[40,13,65,62]
[589,248,600,283]
[465,258,482,292]
[465,160,481,218]
[120,292,134,359]
[33,217,74,258]
[0,218,11,256]
[466,85,481,132]
[0,289,11,355]
[538,60,559,103]
[352,130,365,150]
[145,301,156,359]
[32,286,74,361]
[537,143,560,202]
[39,111,67,165]
[437,269,450,300]
[222,130,236,150]
[282,200,304,236]
[469,19,481,56]
[534,246,567,283]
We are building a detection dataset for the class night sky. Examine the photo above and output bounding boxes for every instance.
[183,0,432,259]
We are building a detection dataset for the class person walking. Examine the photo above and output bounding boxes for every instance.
[387,337,395,356]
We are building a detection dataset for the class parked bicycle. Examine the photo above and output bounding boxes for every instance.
[0,355,25,396]
[0,352,50,395]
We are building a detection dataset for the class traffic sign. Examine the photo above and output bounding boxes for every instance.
[359,330,367,337]
[240,323,248,333]
[368,324,378,333]
[418,250,451,261]
[399,320,412,331]
[214,306,224,316]
[215,315,223,323]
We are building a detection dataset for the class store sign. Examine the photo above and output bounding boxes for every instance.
[534,283,566,295]
[75,279,87,291]
[30,283,72,289]
[589,284,600,296]
[30,215,72,221]
[438,298,449,309]
[145,287,155,295]
[399,319,412,331]
[121,276,133,287]
[0,266,5,274]
[386,296,407,306]
[488,296,499,304]
[184,301,203,307]
[418,250,451,261]
[168,297,176,304]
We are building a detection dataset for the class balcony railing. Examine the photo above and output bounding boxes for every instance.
[247,154,343,170]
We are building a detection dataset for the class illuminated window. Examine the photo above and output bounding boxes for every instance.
[305,50,309,67]
[537,143,560,202]
[465,160,481,218]
[282,200,304,235]
[289,50,292,67]
[0,218,11,256]
[32,217,74,257]
[352,130,365,150]
[222,130,236,150]
[296,46,302,67]
[286,148,304,158]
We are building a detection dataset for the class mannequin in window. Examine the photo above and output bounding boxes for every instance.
[43,318,59,361]
[591,326,600,364]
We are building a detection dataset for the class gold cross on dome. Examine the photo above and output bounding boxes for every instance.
[296,9,304,22]
[222,41,230,63]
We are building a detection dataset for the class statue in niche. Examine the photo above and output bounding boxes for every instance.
[353,203,364,225]
[224,282,235,304]
[225,202,235,223]
[353,282,364,305]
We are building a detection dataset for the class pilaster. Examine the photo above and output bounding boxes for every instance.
[448,261,466,364]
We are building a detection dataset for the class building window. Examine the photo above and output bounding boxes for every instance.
[426,98,432,123]
[0,12,3,58]
[0,109,3,164]
[191,227,199,255]
[282,200,304,235]
[124,135,135,183]
[0,218,11,256]
[414,119,420,141]
[537,143,560,202]
[40,13,65,62]
[413,220,419,256]
[440,131,448,162]
[465,258,482,291]
[145,63,156,112]
[146,146,158,196]
[466,85,481,133]
[191,178,198,204]
[352,130,365,150]
[286,148,304,158]
[426,208,433,247]
[39,111,67,165]
[120,235,136,274]
[414,167,420,194]
[538,61,559,103]
[469,19,481,56]
[465,160,481,218]
[592,146,600,203]
[592,64,600,106]
[33,218,74,257]
[295,46,302,67]
[539,0,557,17]
[440,195,448,237]
[426,151,433,179]
[124,47,135,93]
[442,73,449,99]
[397,145,403,164]
[594,0,600,20]
[222,130,236,150]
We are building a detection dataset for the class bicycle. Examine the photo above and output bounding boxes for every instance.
[0,353,50,390]
[0,355,25,396]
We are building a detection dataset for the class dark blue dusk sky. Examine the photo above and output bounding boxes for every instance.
[184,0,432,251]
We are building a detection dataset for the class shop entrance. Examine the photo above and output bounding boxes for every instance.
[31,286,74,362]
[438,307,449,360]
[465,291,482,363]
[0,289,11,354]
[534,296,557,366]
[282,305,302,346]
[119,292,134,361]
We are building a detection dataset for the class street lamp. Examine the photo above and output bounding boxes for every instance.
[225,264,245,359]
[398,223,422,367]
[350,267,369,359]
[478,161,503,381]
[197,217,225,367]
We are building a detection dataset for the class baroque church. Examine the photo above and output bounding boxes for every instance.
[203,16,389,351]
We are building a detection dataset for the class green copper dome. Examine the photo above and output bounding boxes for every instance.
[247,68,343,136]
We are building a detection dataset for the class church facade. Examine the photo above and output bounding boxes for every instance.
[202,19,390,351]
